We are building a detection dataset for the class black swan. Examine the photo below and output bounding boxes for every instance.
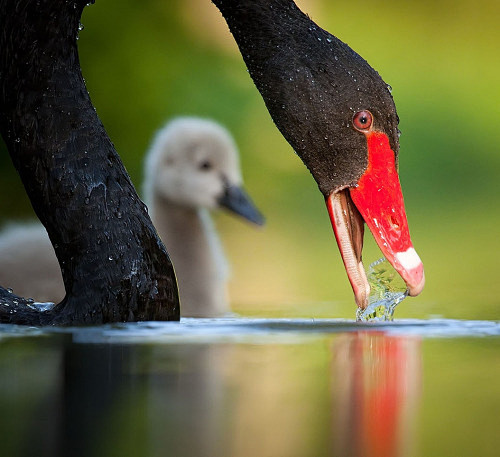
[211,0,425,308]
[0,0,424,324]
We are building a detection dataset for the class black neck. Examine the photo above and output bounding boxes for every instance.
[212,0,315,103]
[0,0,179,324]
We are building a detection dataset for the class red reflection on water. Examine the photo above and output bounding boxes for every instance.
[332,332,421,457]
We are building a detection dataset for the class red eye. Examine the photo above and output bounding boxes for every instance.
[352,110,373,132]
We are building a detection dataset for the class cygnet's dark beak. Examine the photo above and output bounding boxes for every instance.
[218,184,265,226]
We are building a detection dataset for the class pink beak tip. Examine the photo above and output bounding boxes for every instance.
[407,267,425,297]
[395,248,425,297]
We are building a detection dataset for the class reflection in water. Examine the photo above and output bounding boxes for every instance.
[0,326,422,457]
[147,345,232,457]
[332,333,421,457]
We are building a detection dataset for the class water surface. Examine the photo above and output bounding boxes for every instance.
[0,317,499,457]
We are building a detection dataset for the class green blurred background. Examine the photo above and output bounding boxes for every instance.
[0,0,499,320]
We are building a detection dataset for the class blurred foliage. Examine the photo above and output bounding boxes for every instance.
[0,0,499,319]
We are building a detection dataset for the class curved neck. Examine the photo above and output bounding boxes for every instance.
[0,0,179,323]
[212,0,309,69]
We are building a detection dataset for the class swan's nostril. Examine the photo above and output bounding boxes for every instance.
[389,214,400,230]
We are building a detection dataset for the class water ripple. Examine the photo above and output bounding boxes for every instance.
[1,317,499,344]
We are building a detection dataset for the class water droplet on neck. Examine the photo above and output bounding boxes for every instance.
[29,301,55,312]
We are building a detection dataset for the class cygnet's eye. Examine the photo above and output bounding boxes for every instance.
[199,160,212,171]
[352,110,373,132]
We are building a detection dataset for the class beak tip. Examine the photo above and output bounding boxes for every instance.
[407,268,425,297]
[355,296,369,310]
[218,184,264,226]
[395,247,425,297]
[253,215,266,226]
[354,278,371,310]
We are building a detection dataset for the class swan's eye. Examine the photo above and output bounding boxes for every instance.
[352,110,373,132]
[199,160,212,171]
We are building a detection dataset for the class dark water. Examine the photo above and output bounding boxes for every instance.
[1,318,499,457]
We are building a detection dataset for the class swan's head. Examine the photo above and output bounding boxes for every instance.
[144,117,264,225]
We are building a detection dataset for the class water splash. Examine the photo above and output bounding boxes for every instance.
[28,301,55,312]
[356,258,408,322]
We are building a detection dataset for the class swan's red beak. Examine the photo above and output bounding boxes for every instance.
[326,131,425,309]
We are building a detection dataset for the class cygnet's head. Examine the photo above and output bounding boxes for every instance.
[144,117,264,225]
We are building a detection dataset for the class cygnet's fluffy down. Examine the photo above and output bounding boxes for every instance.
[0,117,263,316]
[144,117,263,317]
